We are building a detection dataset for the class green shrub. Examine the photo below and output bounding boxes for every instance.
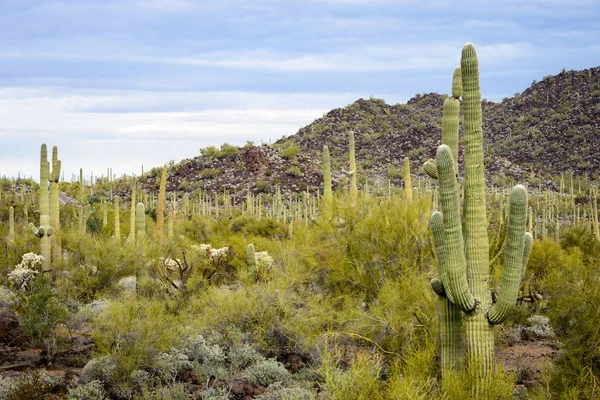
[67,380,107,400]
[282,144,299,160]
[542,244,600,397]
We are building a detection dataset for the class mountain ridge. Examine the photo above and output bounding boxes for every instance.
[140,65,600,196]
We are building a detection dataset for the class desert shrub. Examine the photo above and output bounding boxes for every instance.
[285,165,302,177]
[281,144,299,160]
[7,257,69,361]
[91,299,182,378]
[526,238,575,284]
[1,371,61,400]
[199,168,221,179]
[59,232,136,301]
[559,225,600,263]
[134,383,190,400]
[542,245,600,397]
[522,315,554,339]
[229,215,285,238]
[310,195,432,303]
[244,359,290,387]
[255,180,272,193]
[150,348,193,383]
[255,382,315,400]
[67,380,106,400]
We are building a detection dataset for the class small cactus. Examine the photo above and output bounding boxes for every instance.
[247,243,257,282]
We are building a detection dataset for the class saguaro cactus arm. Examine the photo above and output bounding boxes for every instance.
[436,145,477,313]
[487,185,528,325]
[520,232,533,281]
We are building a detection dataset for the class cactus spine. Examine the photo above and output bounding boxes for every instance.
[32,144,53,273]
[348,131,358,206]
[136,202,146,243]
[247,243,257,282]
[322,146,333,219]
[430,44,532,397]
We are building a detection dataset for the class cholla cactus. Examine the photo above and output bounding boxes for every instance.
[256,251,275,281]
[8,252,43,290]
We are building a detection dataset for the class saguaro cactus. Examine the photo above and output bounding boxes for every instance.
[50,146,61,262]
[8,206,15,242]
[31,144,53,273]
[403,157,412,202]
[348,131,358,206]
[247,243,257,282]
[114,197,120,241]
[167,203,174,238]
[127,179,136,243]
[322,146,333,219]
[136,202,146,243]
[429,44,532,397]
[156,165,167,237]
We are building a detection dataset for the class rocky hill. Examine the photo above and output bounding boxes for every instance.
[140,66,600,196]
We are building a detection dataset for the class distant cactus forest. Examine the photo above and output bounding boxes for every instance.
[1,44,600,399]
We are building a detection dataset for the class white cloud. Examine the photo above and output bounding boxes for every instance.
[0,87,382,179]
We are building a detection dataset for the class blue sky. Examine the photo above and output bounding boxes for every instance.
[1,0,599,180]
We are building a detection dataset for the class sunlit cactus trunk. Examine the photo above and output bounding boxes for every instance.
[156,165,167,237]
[403,157,412,202]
[136,202,146,243]
[428,44,532,397]
[348,131,358,207]
[50,146,61,263]
[31,144,54,274]
[8,206,15,243]
[322,146,333,219]
[247,243,257,282]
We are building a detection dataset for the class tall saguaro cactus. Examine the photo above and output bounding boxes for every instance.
[50,146,61,262]
[156,165,167,237]
[114,197,121,241]
[429,44,532,397]
[348,131,358,206]
[403,157,412,202]
[8,206,15,243]
[167,203,173,238]
[247,243,257,282]
[322,146,333,219]
[136,202,146,243]
[127,179,136,243]
[31,144,53,273]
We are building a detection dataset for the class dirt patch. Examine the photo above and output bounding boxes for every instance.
[497,338,560,388]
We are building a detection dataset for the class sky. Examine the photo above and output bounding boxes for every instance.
[1,0,599,181]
